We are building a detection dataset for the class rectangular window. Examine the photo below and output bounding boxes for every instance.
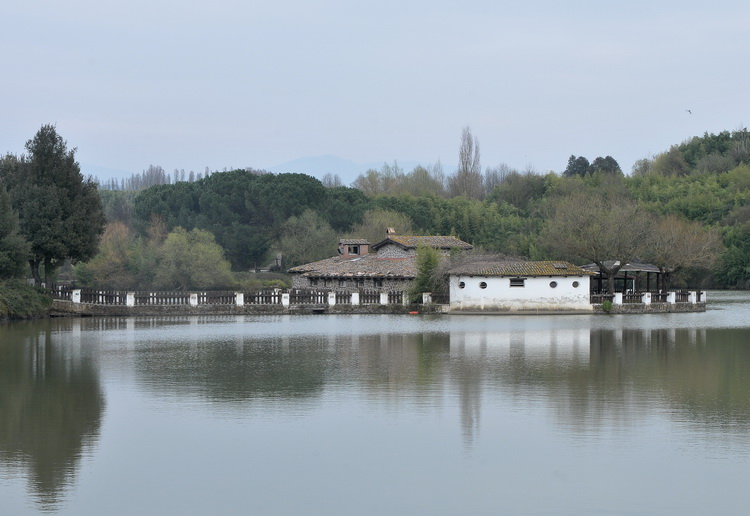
[510,278,526,288]
[338,279,346,288]
[348,245,359,255]
[373,278,384,288]
[310,278,319,287]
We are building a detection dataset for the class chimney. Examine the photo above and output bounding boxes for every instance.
[339,239,369,259]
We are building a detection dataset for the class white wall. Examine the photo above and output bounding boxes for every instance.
[449,275,592,311]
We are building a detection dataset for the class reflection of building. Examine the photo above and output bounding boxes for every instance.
[447,260,593,311]
[289,235,472,292]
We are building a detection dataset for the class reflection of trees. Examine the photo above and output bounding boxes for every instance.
[0,321,105,511]
[135,335,329,402]
[447,326,750,439]
[590,328,750,431]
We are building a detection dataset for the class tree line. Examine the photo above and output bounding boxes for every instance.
[3,125,749,292]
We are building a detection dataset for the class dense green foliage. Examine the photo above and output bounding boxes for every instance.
[0,280,52,319]
[0,187,30,279]
[1,125,105,284]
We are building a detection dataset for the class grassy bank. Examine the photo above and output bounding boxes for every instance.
[0,280,52,320]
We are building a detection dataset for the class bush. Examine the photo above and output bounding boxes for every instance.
[0,280,51,319]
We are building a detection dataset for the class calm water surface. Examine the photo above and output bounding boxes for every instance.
[2,291,750,515]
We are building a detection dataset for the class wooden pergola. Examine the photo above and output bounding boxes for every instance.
[581,261,663,294]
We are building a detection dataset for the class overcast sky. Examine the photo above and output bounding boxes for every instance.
[3,1,749,181]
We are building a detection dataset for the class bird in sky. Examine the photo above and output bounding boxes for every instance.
[686,109,692,114]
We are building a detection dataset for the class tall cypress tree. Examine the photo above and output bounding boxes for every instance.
[5,125,105,284]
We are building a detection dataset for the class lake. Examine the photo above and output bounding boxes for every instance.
[1,291,750,515]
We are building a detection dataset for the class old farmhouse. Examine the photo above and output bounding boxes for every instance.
[447,260,594,312]
[288,235,472,292]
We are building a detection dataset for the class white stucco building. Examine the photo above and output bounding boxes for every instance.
[448,260,593,312]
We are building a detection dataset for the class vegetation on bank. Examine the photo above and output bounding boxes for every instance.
[0,281,52,319]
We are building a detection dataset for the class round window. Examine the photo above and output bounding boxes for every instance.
[550,281,557,288]
[572,281,580,288]
[458,281,466,289]
[479,282,487,289]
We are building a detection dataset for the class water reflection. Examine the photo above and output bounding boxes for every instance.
[3,309,750,513]
[127,319,750,445]
[0,321,105,512]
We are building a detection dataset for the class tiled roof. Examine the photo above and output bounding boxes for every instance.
[449,260,593,277]
[288,254,417,278]
[371,235,472,251]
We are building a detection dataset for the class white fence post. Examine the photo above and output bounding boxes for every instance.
[689,291,697,304]
[667,292,676,304]
[613,292,623,305]
[71,289,81,304]
[235,292,244,306]
[189,293,199,306]
[422,292,432,304]
[126,292,135,307]
[328,292,337,306]
[281,293,290,307]
[642,292,651,305]
[351,292,360,305]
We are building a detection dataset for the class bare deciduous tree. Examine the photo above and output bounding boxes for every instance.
[448,126,484,199]
[541,191,651,294]
[644,215,722,290]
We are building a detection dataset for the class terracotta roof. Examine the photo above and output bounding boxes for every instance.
[449,260,593,277]
[371,235,472,251]
[288,254,417,279]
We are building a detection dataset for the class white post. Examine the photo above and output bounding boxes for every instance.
[613,292,623,305]
[71,289,81,304]
[403,290,409,305]
[235,292,244,306]
[126,292,135,307]
[351,292,360,305]
[689,291,697,304]
[422,292,432,304]
[667,292,676,304]
[641,292,651,305]
[380,292,388,305]
[328,292,337,306]
[281,293,290,307]
[189,293,199,306]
